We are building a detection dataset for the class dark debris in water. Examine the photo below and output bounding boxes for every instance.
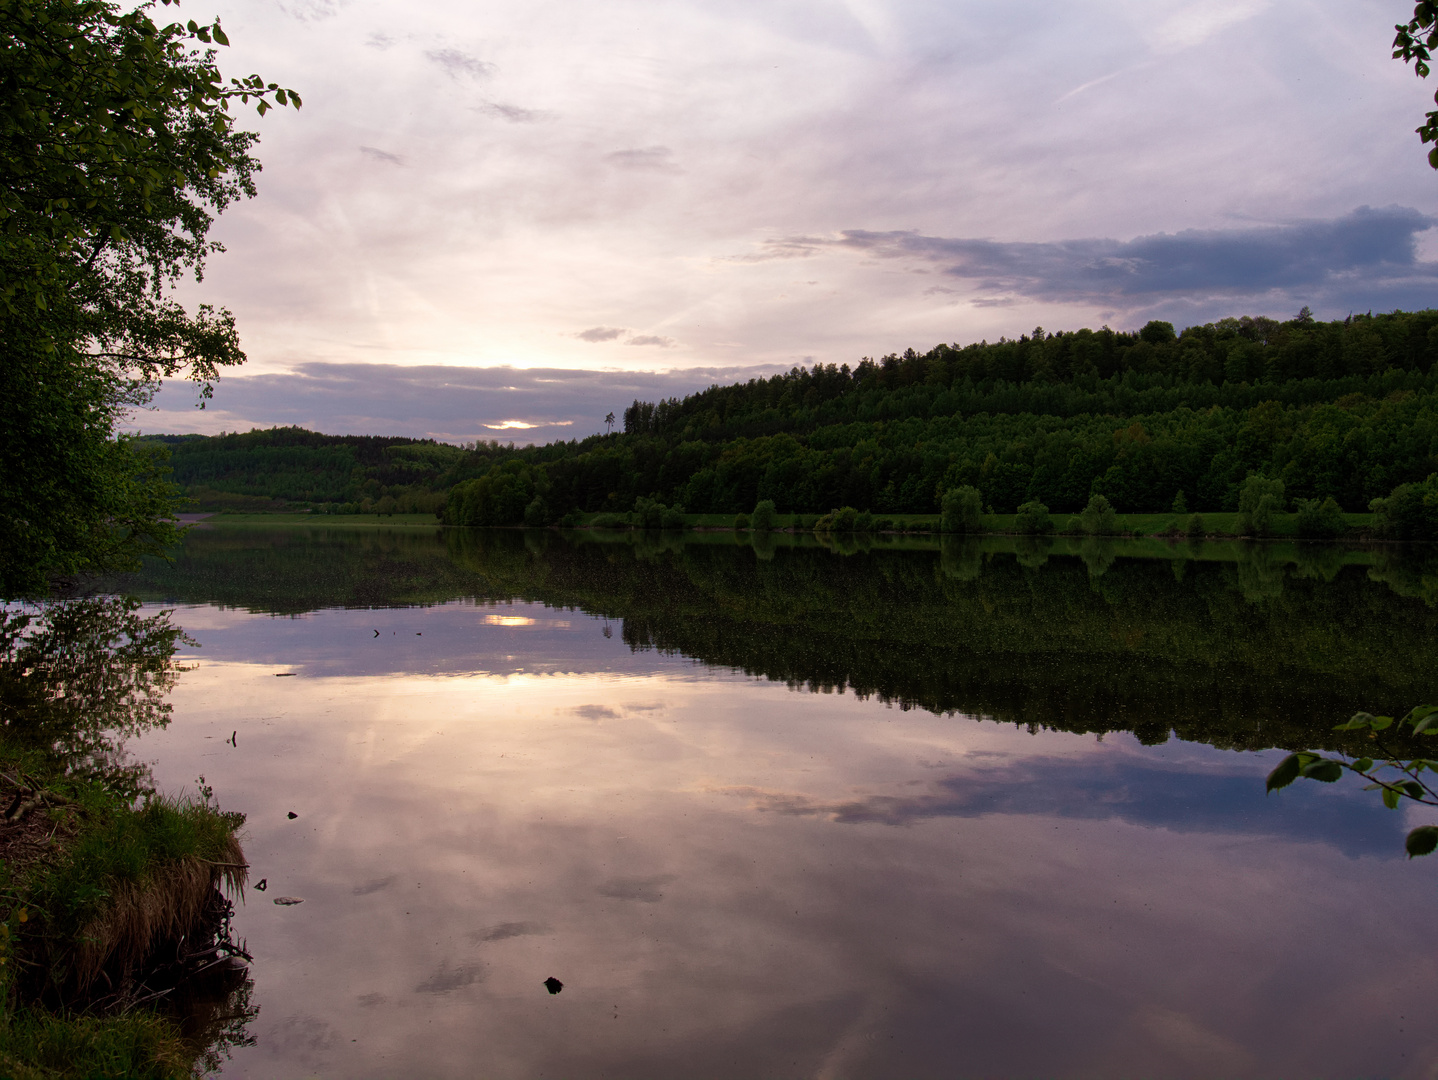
[543,977,563,995]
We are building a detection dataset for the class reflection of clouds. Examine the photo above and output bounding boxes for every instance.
[352,875,397,896]
[414,961,485,993]
[597,875,675,903]
[137,608,1438,1078]
[721,753,1403,856]
[471,921,546,942]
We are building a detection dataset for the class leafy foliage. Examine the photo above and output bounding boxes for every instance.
[0,0,296,596]
[1266,706,1438,856]
[1393,2,1438,166]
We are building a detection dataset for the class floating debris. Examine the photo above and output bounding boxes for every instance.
[543,977,563,995]
[372,629,379,637]
[273,896,304,906]
[254,878,267,891]
[287,812,298,819]
[275,673,296,677]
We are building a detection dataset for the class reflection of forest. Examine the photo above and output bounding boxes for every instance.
[109,526,1438,753]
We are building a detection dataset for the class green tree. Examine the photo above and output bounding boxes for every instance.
[1294,496,1346,539]
[1369,475,1438,539]
[750,499,776,532]
[1078,494,1119,536]
[0,0,297,596]
[1235,474,1284,536]
[940,486,982,533]
[1014,500,1053,535]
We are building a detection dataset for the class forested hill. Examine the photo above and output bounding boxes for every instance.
[143,428,470,513]
[156,308,1438,523]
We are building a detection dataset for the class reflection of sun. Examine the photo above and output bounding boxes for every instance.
[485,615,535,626]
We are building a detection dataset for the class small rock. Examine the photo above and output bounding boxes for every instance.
[287,812,298,819]
[544,977,563,995]
[273,896,304,906]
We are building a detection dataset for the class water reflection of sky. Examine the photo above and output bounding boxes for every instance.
[136,600,1438,1079]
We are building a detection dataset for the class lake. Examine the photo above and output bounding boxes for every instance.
[103,524,1438,1078]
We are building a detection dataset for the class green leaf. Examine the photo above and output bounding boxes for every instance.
[1403,781,1427,799]
[1406,826,1438,858]
[1301,759,1343,783]
[212,23,229,46]
[1266,753,1303,792]
[1353,757,1374,773]
[1372,715,1395,730]
[1384,786,1402,810]
[1335,712,1376,731]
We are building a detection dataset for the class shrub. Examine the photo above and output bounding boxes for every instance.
[1078,494,1119,535]
[1171,490,1188,514]
[1235,474,1284,536]
[523,496,550,527]
[854,510,875,532]
[1014,500,1053,534]
[633,496,665,529]
[814,507,858,532]
[750,499,777,532]
[590,513,626,529]
[1294,496,1346,539]
[1186,513,1205,537]
[1369,475,1438,539]
[660,505,686,529]
[940,486,982,533]
[733,513,750,530]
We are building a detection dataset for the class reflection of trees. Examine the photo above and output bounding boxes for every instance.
[940,536,982,582]
[1077,537,1118,580]
[109,527,1438,755]
[0,597,257,1065]
[1234,543,1285,602]
[0,598,190,788]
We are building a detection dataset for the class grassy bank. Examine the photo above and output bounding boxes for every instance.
[0,600,252,1079]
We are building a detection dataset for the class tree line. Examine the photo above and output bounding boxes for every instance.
[441,309,1438,531]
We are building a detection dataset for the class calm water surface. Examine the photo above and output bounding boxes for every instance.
[108,526,1438,1078]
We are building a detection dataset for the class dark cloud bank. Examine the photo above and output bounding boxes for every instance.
[145,363,785,443]
[777,205,1438,324]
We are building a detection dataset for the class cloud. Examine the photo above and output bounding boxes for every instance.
[425,48,494,79]
[724,752,1403,858]
[605,146,680,172]
[573,705,621,720]
[414,961,484,993]
[626,335,676,348]
[575,327,626,342]
[472,921,546,942]
[359,146,404,165]
[477,102,552,123]
[820,206,1438,317]
[278,0,340,21]
[597,875,675,902]
[721,236,825,263]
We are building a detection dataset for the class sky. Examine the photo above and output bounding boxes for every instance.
[135,0,1438,443]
